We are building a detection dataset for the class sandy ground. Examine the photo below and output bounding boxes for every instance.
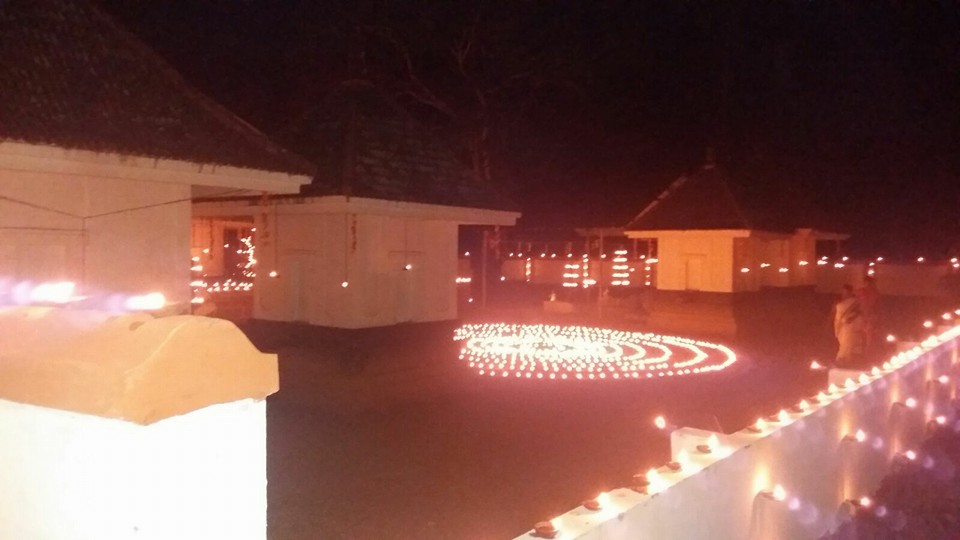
[235,292,950,540]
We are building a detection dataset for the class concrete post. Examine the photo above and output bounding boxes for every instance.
[0,307,278,540]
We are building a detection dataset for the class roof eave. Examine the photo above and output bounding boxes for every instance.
[625,228,753,238]
[0,141,311,193]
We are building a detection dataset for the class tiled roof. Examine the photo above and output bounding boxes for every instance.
[0,0,314,176]
[285,86,517,211]
[626,164,825,234]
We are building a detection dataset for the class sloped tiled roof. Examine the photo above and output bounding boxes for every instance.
[284,85,517,211]
[626,163,825,234]
[0,0,314,176]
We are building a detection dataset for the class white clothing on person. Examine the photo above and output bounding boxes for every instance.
[834,296,865,365]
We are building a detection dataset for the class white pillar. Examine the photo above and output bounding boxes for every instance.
[0,307,277,540]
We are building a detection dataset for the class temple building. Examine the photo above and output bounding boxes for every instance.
[193,86,519,328]
[626,158,847,293]
[0,0,312,308]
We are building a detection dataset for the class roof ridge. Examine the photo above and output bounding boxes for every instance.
[715,167,753,229]
[626,174,688,226]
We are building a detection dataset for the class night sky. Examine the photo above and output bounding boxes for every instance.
[102,1,960,258]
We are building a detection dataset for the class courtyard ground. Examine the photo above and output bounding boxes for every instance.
[234,291,951,540]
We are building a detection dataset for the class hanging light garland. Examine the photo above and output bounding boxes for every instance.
[453,323,737,380]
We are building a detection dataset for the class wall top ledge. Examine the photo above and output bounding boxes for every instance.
[0,307,277,425]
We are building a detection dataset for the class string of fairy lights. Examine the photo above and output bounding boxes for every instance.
[191,229,257,305]
[190,231,959,300]
[522,311,960,540]
[453,323,737,380]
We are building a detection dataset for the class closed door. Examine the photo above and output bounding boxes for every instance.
[283,257,310,323]
[684,255,705,291]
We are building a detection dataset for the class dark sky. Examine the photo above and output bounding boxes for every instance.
[101,1,960,257]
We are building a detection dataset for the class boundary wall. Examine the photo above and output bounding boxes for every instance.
[514,324,960,540]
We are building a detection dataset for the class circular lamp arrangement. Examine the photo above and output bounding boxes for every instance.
[453,323,737,381]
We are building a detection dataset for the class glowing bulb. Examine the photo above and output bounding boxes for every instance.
[905,397,917,408]
[654,416,667,430]
[938,375,949,384]
[923,321,933,328]
[886,334,896,342]
[859,496,872,508]
[810,360,824,370]
[707,434,719,449]
[905,450,917,461]
[29,281,76,304]
[943,312,952,321]
[404,264,413,271]
[646,468,661,484]
[855,429,866,442]
[124,292,165,311]
[740,267,750,273]
[764,484,787,501]
[268,271,278,278]
[935,415,947,425]
[828,383,839,394]
[341,281,349,288]
[917,257,925,263]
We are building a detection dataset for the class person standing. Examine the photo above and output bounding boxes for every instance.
[857,276,880,348]
[834,284,865,368]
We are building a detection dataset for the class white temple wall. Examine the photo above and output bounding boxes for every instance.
[254,211,458,328]
[0,171,190,305]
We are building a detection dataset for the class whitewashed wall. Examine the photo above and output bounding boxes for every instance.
[0,398,267,540]
[514,326,959,540]
[255,211,458,328]
[0,172,190,304]
[817,262,951,297]
[656,234,734,292]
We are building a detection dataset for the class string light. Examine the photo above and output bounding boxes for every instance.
[611,249,630,286]
[28,281,76,304]
[563,262,580,288]
[697,434,720,454]
[760,485,787,501]
[124,292,166,311]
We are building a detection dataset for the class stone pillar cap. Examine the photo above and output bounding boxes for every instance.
[0,307,278,425]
